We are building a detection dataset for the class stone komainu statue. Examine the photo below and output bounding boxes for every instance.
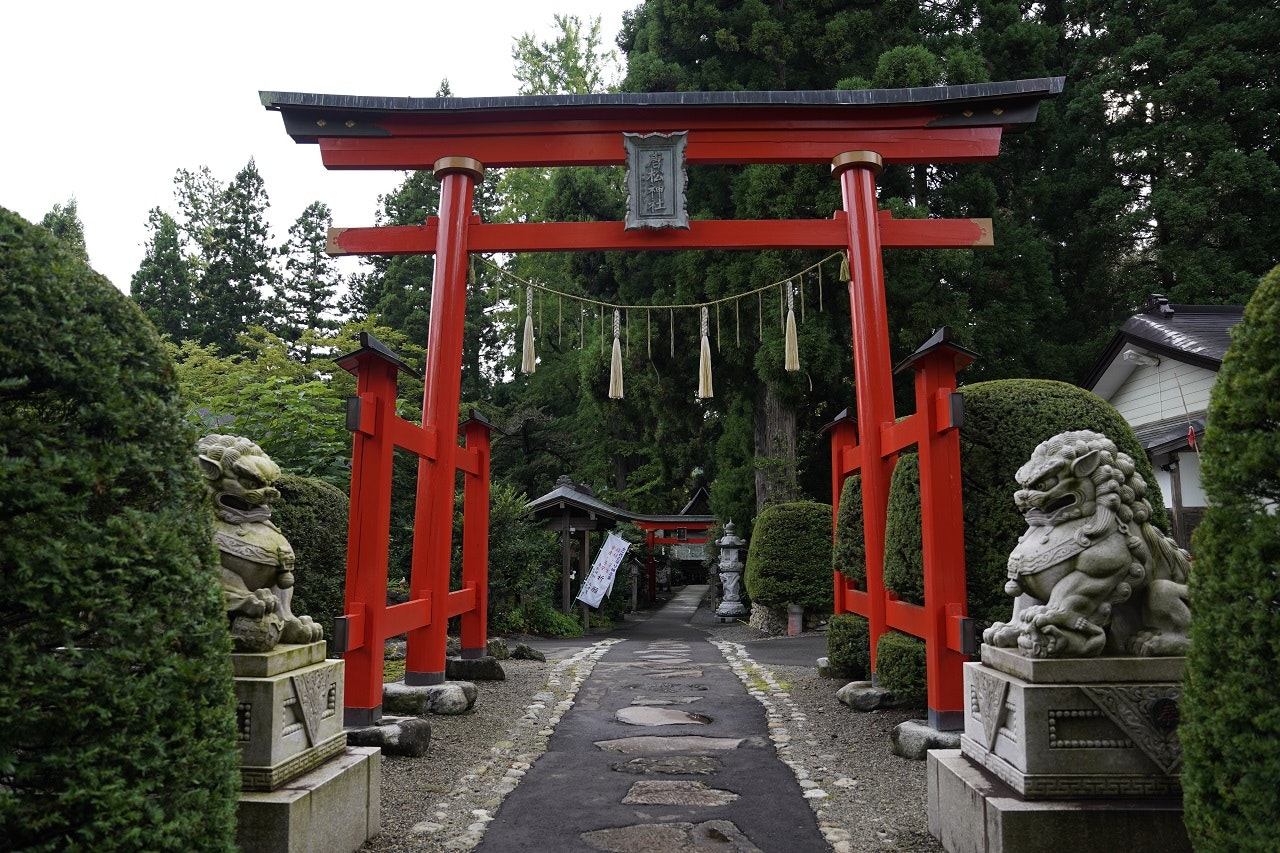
[196,434,323,652]
[983,430,1191,659]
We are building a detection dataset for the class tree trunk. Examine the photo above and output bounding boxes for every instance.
[753,382,799,514]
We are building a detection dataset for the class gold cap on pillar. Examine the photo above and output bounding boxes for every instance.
[831,150,884,176]
[433,156,485,180]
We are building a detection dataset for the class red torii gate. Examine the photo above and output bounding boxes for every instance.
[263,79,1062,729]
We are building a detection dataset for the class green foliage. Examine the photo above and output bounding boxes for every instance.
[131,208,194,341]
[449,480,566,636]
[0,207,239,851]
[876,631,927,706]
[170,320,420,487]
[743,501,834,610]
[826,613,870,679]
[278,201,343,362]
[1183,264,1280,851]
[511,14,619,96]
[832,473,865,589]
[191,160,275,353]
[38,196,88,262]
[272,473,349,643]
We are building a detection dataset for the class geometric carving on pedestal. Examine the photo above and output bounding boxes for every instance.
[971,667,1010,751]
[292,667,334,747]
[1081,685,1182,774]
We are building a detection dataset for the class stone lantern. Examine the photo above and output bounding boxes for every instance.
[714,521,748,619]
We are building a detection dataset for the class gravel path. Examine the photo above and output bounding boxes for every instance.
[361,611,943,852]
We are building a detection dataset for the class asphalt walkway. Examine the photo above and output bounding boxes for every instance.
[478,586,830,852]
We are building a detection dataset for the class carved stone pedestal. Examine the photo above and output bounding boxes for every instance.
[233,643,380,853]
[927,646,1191,852]
[233,642,347,791]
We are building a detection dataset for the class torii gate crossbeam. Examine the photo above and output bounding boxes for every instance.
[263,79,1063,730]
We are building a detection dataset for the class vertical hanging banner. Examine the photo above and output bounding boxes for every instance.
[576,532,632,608]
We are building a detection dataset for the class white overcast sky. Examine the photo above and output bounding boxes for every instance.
[1,1,639,292]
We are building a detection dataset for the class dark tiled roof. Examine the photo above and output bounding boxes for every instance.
[1081,297,1243,389]
[1132,414,1206,456]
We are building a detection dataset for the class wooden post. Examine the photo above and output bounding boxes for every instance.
[405,157,483,686]
[912,344,972,730]
[833,151,896,677]
[460,414,493,659]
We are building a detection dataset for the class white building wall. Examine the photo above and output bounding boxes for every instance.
[1176,449,1207,507]
[1109,361,1217,427]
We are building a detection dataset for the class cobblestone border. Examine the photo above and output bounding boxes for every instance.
[410,638,625,850]
[711,640,859,852]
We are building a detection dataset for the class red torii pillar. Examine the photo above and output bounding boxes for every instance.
[405,156,484,686]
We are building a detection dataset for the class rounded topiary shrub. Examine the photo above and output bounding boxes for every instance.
[1182,265,1280,851]
[273,473,350,643]
[832,473,865,589]
[0,208,239,851]
[826,613,870,679]
[876,630,927,706]
[882,379,1164,629]
[744,501,835,611]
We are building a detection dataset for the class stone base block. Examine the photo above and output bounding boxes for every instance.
[237,746,381,853]
[346,716,432,757]
[962,659,1183,798]
[235,656,346,790]
[383,680,477,716]
[927,749,1189,853]
[446,655,506,681]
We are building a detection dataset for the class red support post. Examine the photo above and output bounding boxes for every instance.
[827,412,859,616]
[405,156,484,686]
[334,336,417,727]
[460,414,493,659]
[833,151,897,677]
[911,344,973,730]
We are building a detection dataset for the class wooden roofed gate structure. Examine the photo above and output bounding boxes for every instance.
[264,79,1063,729]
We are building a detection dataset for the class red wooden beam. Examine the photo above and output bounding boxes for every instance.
[328,211,992,257]
[316,127,1003,170]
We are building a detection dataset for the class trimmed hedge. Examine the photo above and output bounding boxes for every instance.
[0,208,239,851]
[744,501,834,610]
[885,379,1163,628]
[832,473,866,590]
[876,631,927,706]
[272,473,350,642]
[1182,265,1280,851]
[826,613,870,679]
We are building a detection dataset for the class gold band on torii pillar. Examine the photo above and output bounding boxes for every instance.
[433,156,485,180]
[831,150,884,176]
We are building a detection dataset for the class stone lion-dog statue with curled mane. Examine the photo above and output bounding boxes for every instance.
[197,434,324,652]
[983,430,1191,659]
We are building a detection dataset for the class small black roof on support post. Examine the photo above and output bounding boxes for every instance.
[334,331,421,378]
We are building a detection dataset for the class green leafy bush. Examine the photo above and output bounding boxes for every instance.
[272,473,349,642]
[1183,264,1280,851]
[826,613,870,679]
[876,631,927,706]
[0,207,239,851]
[744,501,834,610]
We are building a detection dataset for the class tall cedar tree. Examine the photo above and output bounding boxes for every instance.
[38,197,89,263]
[131,208,195,341]
[278,200,342,362]
[191,160,275,353]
